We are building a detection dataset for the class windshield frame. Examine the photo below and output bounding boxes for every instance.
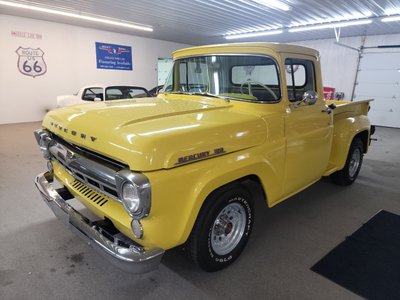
[162,53,282,104]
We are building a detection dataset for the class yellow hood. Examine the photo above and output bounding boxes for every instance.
[43,96,267,171]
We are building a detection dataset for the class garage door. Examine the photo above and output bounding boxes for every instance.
[353,51,400,128]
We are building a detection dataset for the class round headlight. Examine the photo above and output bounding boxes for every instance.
[121,182,140,214]
[116,170,151,219]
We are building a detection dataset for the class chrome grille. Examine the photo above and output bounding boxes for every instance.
[48,135,122,202]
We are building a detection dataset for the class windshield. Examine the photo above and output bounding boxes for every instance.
[163,55,281,102]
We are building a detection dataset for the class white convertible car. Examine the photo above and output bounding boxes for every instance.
[57,85,152,107]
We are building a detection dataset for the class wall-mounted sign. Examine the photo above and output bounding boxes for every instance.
[15,47,47,78]
[323,86,335,100]
[11,31,42,40]
[95,42,132,71]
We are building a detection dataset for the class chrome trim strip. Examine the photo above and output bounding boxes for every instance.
[35,172,164,274]
[50,133,128,169]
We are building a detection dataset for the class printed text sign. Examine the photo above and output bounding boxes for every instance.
[95,42,132,71]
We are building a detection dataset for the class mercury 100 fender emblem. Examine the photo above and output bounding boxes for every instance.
[176,147,225,165]
[50,122,97,142]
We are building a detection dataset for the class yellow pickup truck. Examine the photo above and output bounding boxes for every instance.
[34,42,373,273]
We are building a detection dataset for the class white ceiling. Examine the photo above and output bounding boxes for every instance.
[2,0,400,45]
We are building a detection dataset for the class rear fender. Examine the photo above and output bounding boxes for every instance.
[329,115,371,170]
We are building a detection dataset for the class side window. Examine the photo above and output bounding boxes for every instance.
[105,88,123,100]
[127,88,148,98]
[82,88,103,101]
[285,59,315,102]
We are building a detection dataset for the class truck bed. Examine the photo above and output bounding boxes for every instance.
[327,99,373,121]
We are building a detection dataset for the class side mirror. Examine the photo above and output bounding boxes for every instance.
[290,90,318,109]
[94,97,102,101]
[302,90,318,105]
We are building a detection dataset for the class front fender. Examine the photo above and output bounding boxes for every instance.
[140,145,284,250]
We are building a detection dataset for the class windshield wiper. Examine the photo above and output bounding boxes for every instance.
[164,91,231,102]
[166,91,188,95]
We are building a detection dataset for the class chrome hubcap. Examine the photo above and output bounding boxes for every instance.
[211,202,246,256]
[349,148,361,177]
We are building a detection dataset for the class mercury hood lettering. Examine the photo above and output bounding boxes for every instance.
[50,122,97,142]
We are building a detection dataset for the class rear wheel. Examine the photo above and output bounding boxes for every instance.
[187,185,254,272]
[331,138,364,185]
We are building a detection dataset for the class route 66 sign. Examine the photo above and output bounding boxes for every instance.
[16,47,47,78]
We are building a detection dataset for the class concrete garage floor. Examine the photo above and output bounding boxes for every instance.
[0,122,399,300]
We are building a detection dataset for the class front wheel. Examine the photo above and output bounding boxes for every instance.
[331,138,364,185]
[186,185,254,272]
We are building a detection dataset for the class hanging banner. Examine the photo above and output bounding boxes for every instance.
[15,47,47,78]
[95,42,133,71]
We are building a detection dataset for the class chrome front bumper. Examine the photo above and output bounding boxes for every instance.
[34,171,164,274]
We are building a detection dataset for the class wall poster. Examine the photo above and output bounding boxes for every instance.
[95,42,133,71]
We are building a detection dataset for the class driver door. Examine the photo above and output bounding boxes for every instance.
[282,54,333,196]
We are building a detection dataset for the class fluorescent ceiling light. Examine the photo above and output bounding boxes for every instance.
[226,25,281,36]
[385,8,400,15]
[253,0,290,11]
[0,0,153,32]
[290,12,372,27]
[382,15,400,22]
[225,17,373,39]
[225,30,283,40]
[289,19,372,33]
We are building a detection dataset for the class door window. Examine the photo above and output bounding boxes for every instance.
[285,59,316,102]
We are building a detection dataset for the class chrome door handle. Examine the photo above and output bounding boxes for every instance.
[322,108,332,114]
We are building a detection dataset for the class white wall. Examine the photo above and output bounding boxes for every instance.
[0,14,189,124]
[294,36,362,100]
[294,33,400,101]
